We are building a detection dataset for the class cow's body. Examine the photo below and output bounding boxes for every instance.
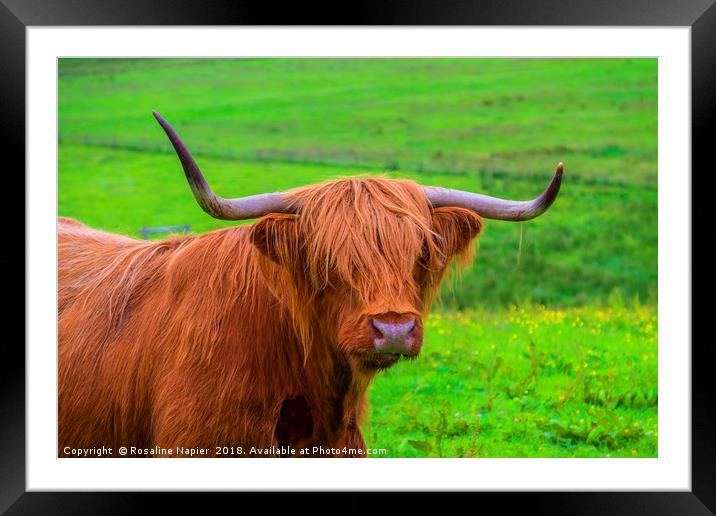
[58,217,367,457]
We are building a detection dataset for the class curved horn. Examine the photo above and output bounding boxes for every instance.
[423,163,563,221]
[152,111,295,220]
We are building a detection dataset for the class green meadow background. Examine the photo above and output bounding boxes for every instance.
[58,58,658,458]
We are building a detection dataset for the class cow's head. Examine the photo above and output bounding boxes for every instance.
[250,178,484,372]
[154,112,562,373]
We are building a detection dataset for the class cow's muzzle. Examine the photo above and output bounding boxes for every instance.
[371,317,418,356]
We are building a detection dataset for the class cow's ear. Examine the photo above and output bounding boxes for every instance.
[431,207,483,259]
[250,214,301,265]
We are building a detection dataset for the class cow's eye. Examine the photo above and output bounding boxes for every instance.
[414,243,430,281]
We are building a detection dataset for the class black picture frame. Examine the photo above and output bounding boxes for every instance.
[5,1,712,513]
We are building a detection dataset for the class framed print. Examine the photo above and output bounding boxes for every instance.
[5,0,713,513]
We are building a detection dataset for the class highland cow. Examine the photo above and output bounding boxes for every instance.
[58,112,562,457]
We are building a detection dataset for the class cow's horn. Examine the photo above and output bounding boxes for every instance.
[423,163,563,221]
[153,111,295,220]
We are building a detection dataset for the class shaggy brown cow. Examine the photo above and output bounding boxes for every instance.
[58,112,562,457]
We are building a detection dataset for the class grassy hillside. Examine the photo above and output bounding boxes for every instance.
[59,58,657,308]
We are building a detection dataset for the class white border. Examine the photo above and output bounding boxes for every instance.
[27,27,690,491]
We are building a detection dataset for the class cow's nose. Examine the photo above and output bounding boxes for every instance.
[371,318,416,355]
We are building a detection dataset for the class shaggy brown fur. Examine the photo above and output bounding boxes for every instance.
[58,177,482,457]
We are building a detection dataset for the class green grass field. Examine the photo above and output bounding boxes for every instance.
[58,58,658,457]
[367,303,657,457]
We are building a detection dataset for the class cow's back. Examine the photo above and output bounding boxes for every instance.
[58,217,143,314]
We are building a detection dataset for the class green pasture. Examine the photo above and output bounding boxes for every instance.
[58,58,658,457]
